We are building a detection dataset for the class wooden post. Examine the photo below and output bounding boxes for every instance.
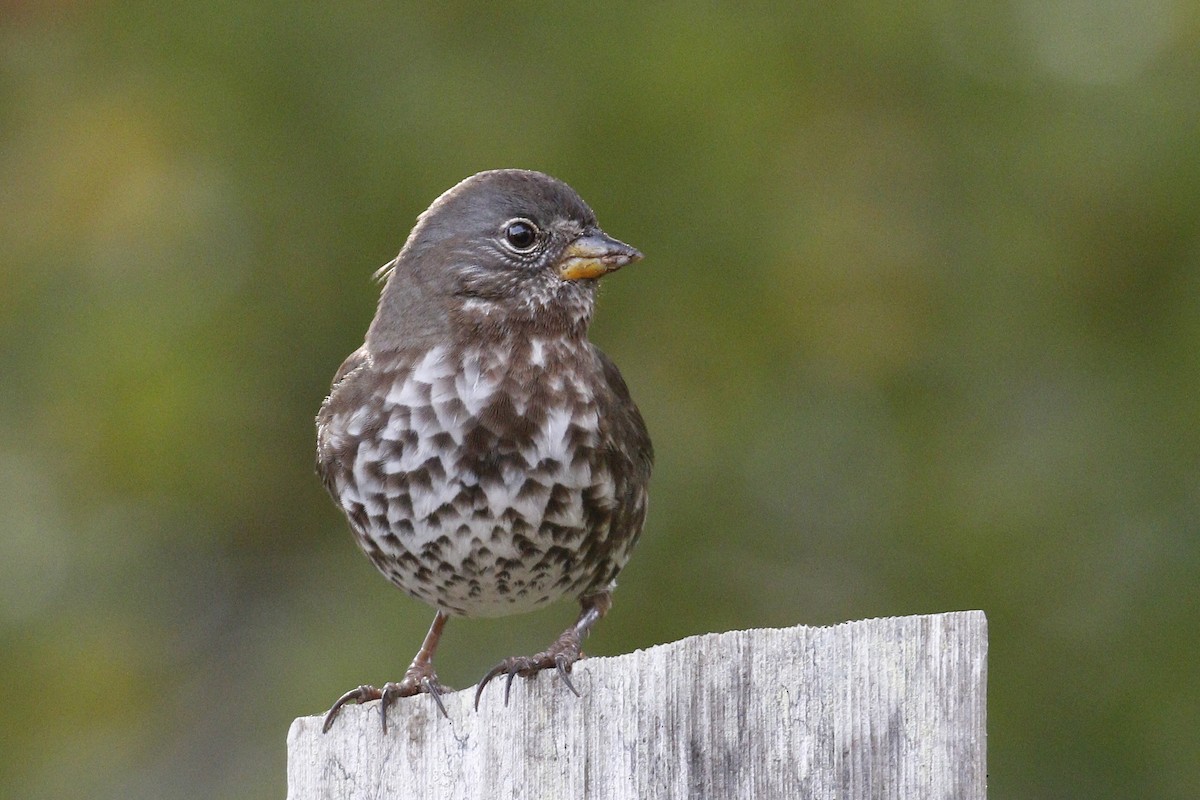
[287,611,987,799]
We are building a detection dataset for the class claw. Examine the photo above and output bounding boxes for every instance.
[555,655,580,697]
[379,682,403,733]
[472,593,610,711]
[475,664,505,711]
[322,673,452,733]
[322,611,453,732]
[504,669,520,706]
[322,684,382,734]
[423,676,449,719]
[474,650,584,709]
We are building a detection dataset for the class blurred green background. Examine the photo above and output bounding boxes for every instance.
[3,2,1198,798]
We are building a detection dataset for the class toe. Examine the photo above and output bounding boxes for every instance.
[322,684,382,734]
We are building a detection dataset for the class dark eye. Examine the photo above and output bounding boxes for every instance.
[503,219,539,252]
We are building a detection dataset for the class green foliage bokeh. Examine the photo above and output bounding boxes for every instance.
[2,3,1198,798]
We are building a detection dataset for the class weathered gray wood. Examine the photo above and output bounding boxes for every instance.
[287,611,987,799]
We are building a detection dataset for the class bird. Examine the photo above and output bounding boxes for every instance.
[315,169,652,732]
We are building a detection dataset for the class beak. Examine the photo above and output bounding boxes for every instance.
[557,231,643,281]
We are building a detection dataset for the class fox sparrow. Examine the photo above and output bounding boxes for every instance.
[316,169,652,731]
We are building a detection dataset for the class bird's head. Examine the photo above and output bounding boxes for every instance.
[367,169,642,352]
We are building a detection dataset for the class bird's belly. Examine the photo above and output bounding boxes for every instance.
[348,454,609,616]
[330,384,616,617]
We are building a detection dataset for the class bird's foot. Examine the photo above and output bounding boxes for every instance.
[321,664,452,733]
[473,629,585,710]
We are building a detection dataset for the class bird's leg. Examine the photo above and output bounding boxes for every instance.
[474,590,612,710]
[322,610,452,733]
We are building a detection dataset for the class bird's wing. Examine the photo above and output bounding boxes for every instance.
[329,344,372,389]
[595,347,654,476]
[315,345,374,493]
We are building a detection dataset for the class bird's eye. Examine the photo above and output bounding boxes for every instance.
[502,219,539,252]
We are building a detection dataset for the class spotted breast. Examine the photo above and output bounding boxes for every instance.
[317,331,649,618]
